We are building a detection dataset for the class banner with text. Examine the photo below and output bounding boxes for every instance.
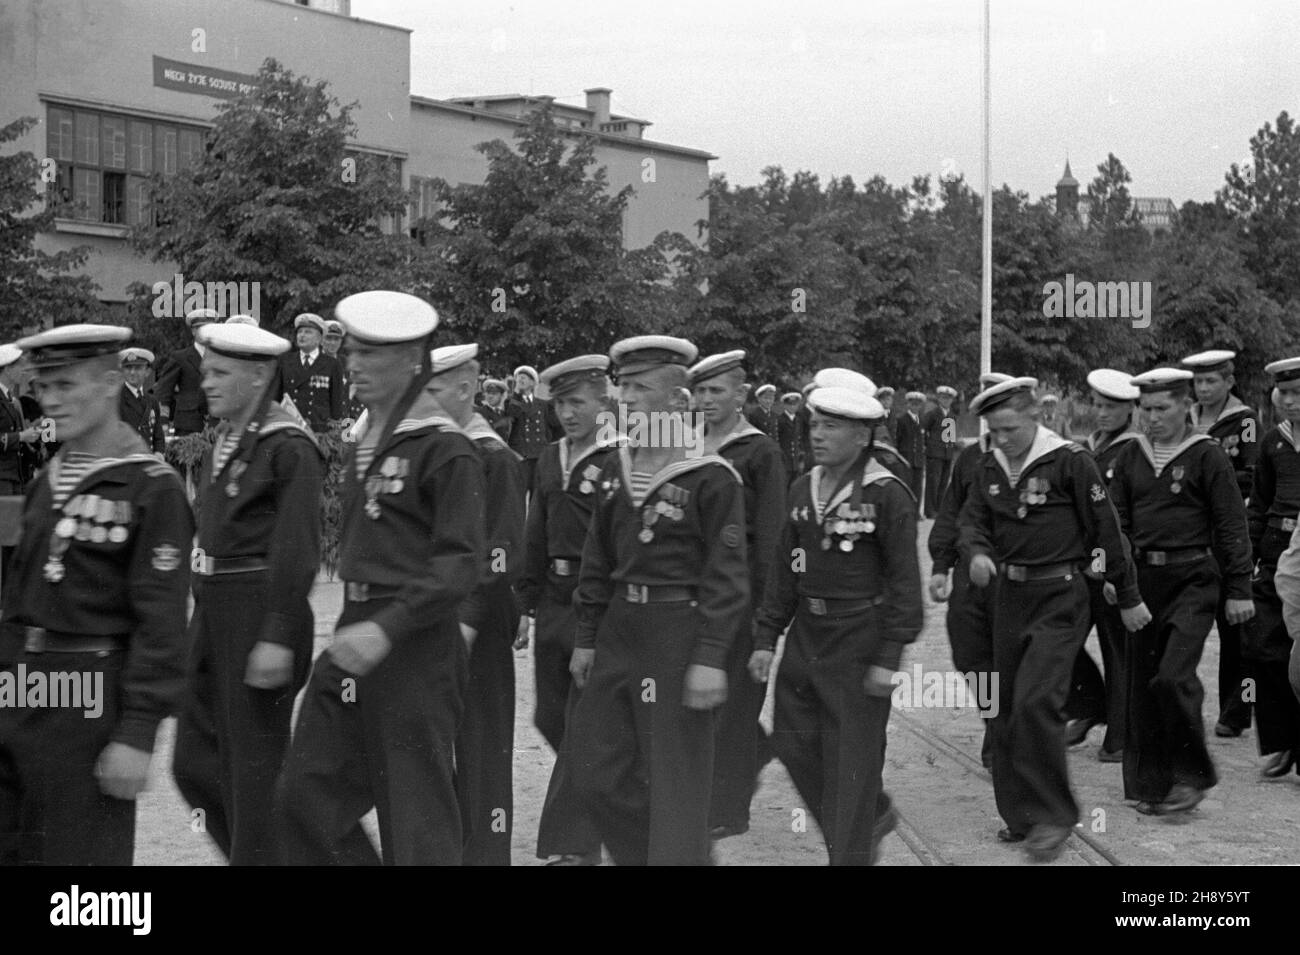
[152,56,258,99]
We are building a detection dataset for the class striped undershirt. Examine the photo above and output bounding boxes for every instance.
[354,443,377,479]
[1150,443,1178,471]
[211,429,242,479]
[629,469,654,504]
[50,452,99,508]
[1007,462,1024,486]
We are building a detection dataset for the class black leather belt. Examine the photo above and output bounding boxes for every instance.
[193,554,269,576]
[344,582,402,603]
[550,558,580,577]
[802,595,885,617]
[1267,516,1298,533]
[620,584,697,604]
[21,627,126,654]
[1138,547,1211,567]
[1001,561,1080,582]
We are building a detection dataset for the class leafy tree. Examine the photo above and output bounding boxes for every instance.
[131,58,415,335]
[0,116,105,338]
[414,105,691,372]
[1220,111,1300,307]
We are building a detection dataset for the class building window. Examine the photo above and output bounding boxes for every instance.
[408,174,440,243]
[46,104,205,226]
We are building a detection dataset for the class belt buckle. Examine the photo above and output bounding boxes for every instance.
[1006,565,1027,582]
[626,583,648,604]
[196,554,215,576]
[807,597,827,616]
[1148,551,1167,567]
[554,558,574,576]
[1286,518,1298,532]
[346,582,369,602]
[23,626,46,653]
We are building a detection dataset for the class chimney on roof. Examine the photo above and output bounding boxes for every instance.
[585,87,612,128]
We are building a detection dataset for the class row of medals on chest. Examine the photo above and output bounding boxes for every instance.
[818,501,875,552]
[364,456,409,519]
[45,494,131,582]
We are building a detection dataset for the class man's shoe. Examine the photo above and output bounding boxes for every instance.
[1214,721,1244,738]
[1024,824,1070,861]
[869,800,899,865]
[710,822,749,841]
[1262,750,1295,778]
[1159,784,1205,814]
[996,828,1026,843]
[1098,747,1124,763]
[1135,800,1162,816]
[1065,717,1101,747]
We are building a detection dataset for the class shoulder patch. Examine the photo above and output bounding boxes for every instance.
[721,524,742,548]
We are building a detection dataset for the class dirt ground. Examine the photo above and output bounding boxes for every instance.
[133,518,1300,865]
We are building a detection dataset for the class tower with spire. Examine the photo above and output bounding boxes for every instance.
[1056,160,1080,219]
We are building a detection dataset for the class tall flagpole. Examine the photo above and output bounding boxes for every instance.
[980,0,992,379]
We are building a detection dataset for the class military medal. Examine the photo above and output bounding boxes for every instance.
[91,526,107,543]
[226,460,248,499]
[638,528,654,543]
[821,537,832,550]
[55,517,77,538]
[579,480,593,494]
[43,559,65,583]
[1017,505,1028,519]
[863,503,876,534]
[75,522,92,541]
[1170,465,1184,495]
[109,526,128,543]
[840,539,853,552]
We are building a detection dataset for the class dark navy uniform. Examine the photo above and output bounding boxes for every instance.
[0,431,193,864]
[0,383,27,495]
[1064,426,1141,753]
[521,435,618,860]
[960,427,1139,837]
[707,422,787,834]
[776,408,807,478]
[746,401,779,438]
[757,455,922,864]
[922,403,957,517]
[173,403,324,864]
[277,389,485,865]
[1243,420,1300,768]
[868,437,913,490]
[1109,433,1252,804]
[155,343,211,435]
[119,384,166,454]
[455,413,526,866]
[895,409,925,502]
[273,350,345,434]
[570,448,749,865]
[928,435,995,763]
[506,394,561,493]
[1192,396,1260,733]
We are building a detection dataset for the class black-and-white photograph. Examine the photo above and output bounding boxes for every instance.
[0,0,1296,905]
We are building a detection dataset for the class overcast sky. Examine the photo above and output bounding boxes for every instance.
[354,0,1297,205]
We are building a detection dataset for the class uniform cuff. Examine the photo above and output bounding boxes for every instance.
[873,637,909,671]
[689,642,729,670]
[112,715,162,754]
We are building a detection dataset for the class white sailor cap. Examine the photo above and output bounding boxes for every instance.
[17,324,133,369]
[609,335,698,378]
[431,343,479,375]
[1181,349,1236,373]
[1040,393,1060,404]
[335,291,439,345]
[754,383,777,397]
[0,344,23,369]
[936,385,958,398]
[969,376,1039,416]
[811,367,877,396]
[1264,357,1300,384]
[513,365,539,384]
[688,350,746,386]
[482,377,507,393]
[196,323,291,362]
[979,372,1013,388]
[875,386,895,398]
[1131,367,1194,394]
[1087,368,1139,401]
[186,308,220,329]
[293,313,327,334]
[807,386,886,421]
[781,391,802,403]
[541,354,611,396]
[323,319,345,338]
[905,390,926,402]
[226,314,259,327]
[119,347,156,366]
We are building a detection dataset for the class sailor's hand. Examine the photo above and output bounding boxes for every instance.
[95,743,152,800]
[514,616,532,651]
[683,664,727,710]
[245,641,293,689]
[748,649,774,683]
[1226,599,1255,625]
[970,554,998,588]
[569,647,595,689]
[928,573,951,602]
[329,622,392,676]
[1120,602,1153,632]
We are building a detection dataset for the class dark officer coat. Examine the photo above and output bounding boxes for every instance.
[273,350,345,433]
[119,384,166,454]
[922,404,958,462]
[756,457,922,669]
[0,424,193,750]
[928,435,990,577]
[0,385,27,487]
[574,447,749,671]
[895,410,925,471]
[155,344,209,435]
[506,394,561,461]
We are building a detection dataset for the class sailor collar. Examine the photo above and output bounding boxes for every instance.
[1087,427,1141,456]
[462,412,520,459]
[559,434,618,487]
[811,457,901,523]
[616,445,740,507]
[1280,421,1300,453]
[1191,395,1250,430]
[706,419,764,455]
[992,425,1070,487]
[1133,432,1214,476]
